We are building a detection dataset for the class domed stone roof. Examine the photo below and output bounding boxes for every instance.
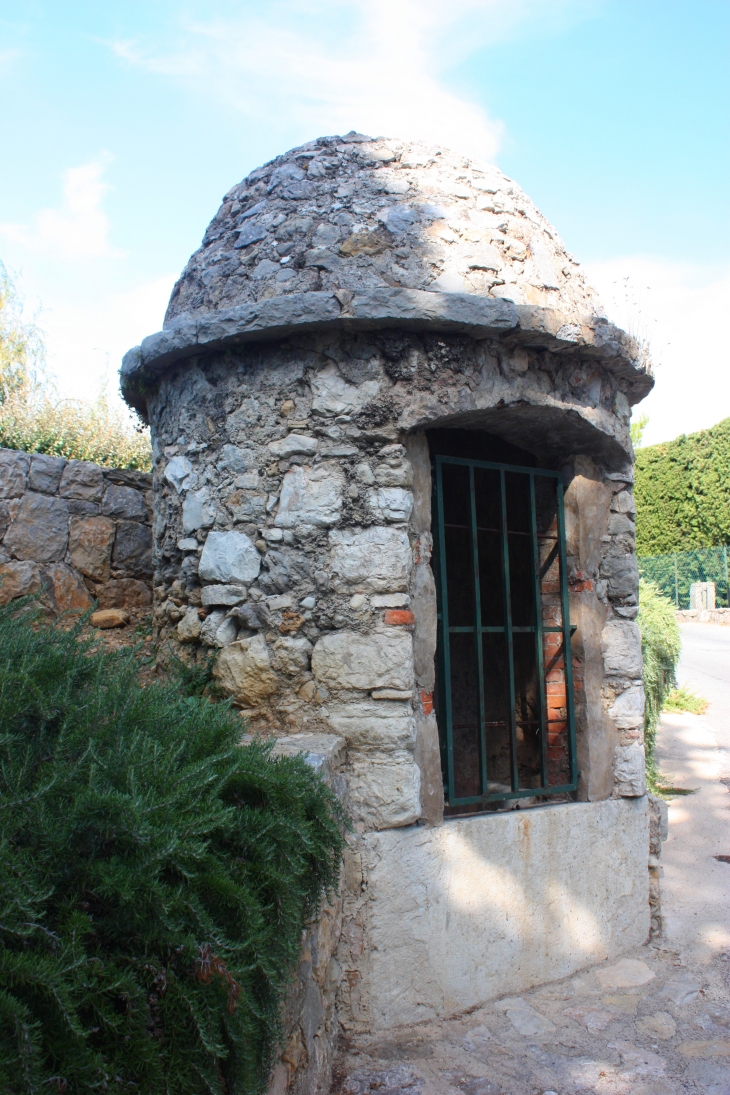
[165,133,603,323]
[121,133,652,413]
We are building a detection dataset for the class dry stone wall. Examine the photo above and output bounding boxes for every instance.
[0,448,153,616]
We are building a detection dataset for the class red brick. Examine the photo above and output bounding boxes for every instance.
[421,690,434,715]
[384,609,415,626]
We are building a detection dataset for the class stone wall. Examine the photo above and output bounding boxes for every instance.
[0,448,153,616]
[141,329,657,1075]
[676,607,730,625]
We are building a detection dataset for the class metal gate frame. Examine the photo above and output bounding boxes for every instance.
[433,455,578,807]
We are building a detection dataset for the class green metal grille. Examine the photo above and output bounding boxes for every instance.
[432,455,578,809]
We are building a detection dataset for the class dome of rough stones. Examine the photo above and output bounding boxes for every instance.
[164,132,604,326]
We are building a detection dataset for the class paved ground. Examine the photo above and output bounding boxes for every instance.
[331,625,730,1095]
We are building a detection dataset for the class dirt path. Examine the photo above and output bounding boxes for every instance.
[331,625,730,1095]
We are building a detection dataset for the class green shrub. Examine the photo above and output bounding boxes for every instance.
[635,417,730,555]
[637,579,682,761]
[0,602,344,1094]
[0,261,152,470]
[0,387,152,471]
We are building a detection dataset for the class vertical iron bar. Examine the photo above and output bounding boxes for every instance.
[500,469,519,792]
[556,479,578,786]
[469,465,488,797]
[529,476,548,788]
[435,458,456,806]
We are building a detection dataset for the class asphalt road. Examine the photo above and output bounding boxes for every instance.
[655,623,730,961]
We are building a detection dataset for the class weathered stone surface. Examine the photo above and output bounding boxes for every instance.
[601,620,642,677]
[101,483,148,520]
[267,433,319,458]
[201,584,247,606]
[68,516,116,581]
[601,554,639,599]
[312,629,414,692]
[0,560,41,605]
[199,530,261,584]
[97,578,152,609]
[348,753,421,830]
[326,703,416,753]
[609,684,645,730]
[182,486,216,533]
[112,521,153,577]
[4,492,69,562]
[164,455,193,492]
[200,609,237,648]
[177,606,202,642]
[274,462,344,528]
[367,488,413,524]
[0,450,29,498]
[272,635,313,675]
[42,563,94,613]
[311,363,380,417]
[330,527,412,593]
[494,997,556,1039]
[355,797,650,1028]
[28,453,66,494]
[213,634,277,705]
[91,608,129,629]
[595,958,655,989]
[636,1012,677,1040]
[59,461,104,502]
[614,741,646,796]
[272,732,346,782]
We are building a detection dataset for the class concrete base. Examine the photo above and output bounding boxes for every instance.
[344,798,649,1029]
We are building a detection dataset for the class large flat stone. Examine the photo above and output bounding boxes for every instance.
[274,463,344,528]
[325,702,416,753]
[312,629,414,692]
[199,530,261,584]
[28,453,66,494]
[101,483,148,520]
[59,461,104,502]
[182,486,216,533]
[97,578,152,609]
[330,527,412,593]
[0,450,29,499]
[609,684,645,730]
[68,516,116,581]
[367,488,413,524]
[3,492,69,562]
[601,620,642,678]
[41,563,94,613]
[311,363,380,417]
[348,752,421,830]
[355,797,650,1028]
[112,521,153,578]
[0,560,41,605]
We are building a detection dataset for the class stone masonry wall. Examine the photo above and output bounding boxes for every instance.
[0,448,153,616]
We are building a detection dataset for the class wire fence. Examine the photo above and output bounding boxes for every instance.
[638,545,730,609]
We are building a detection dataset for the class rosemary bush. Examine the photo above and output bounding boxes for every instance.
[637,579,682,760]
[0,603,343,1094]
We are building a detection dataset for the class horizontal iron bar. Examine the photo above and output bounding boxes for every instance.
[447,781,578,806]
[435,454,562,479]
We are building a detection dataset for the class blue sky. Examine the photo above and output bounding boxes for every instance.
[1,0,728,444]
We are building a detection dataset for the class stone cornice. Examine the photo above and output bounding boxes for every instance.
[120,288,653,415]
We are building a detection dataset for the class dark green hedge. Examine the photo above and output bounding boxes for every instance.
[635,417,730,555]
[0,603,344,1095]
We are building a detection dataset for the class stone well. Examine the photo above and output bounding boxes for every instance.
[122,134,656,1078]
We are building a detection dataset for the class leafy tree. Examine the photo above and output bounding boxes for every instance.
[0,601,344,1094]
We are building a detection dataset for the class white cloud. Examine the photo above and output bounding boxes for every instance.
[36,274,176,412]
[107,0,599,162]
[0,156,123,261]
[585,257,730,446]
